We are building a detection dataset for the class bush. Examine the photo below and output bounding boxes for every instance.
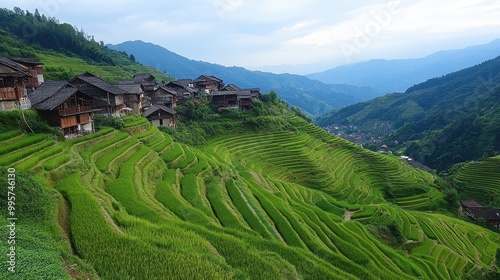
[0,109,61,136]
[94,114,124,129]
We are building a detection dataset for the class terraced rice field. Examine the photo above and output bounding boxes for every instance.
[0,116,498,279]
[453,157,500,206]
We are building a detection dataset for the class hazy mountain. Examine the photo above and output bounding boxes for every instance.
[108,40,380,116]
[317,55,500,170]
[307,39,500,93]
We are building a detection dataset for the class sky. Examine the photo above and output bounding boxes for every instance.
[2,0,500,74]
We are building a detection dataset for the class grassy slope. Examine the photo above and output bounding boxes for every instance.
[0,31,172,83]
[0,113,498,279]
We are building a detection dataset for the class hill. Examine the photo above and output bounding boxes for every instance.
[0,102,499,279]
[0,8,172,83]
[0,7,499,280]
[316,55,500,171]
[307,39,500,93]
[451,156,500,208]
[108,40,380,116]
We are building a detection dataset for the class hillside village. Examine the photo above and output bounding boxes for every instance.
[0,56,260,137]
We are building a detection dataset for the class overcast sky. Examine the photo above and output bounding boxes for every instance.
[3,0,500,74]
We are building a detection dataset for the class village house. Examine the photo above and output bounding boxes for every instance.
[149,86,177,108]
[70,72,127,115]
[29,81,99,137]
[164,80,197,104]
[0,57,32,111]
[115,83,144,114]
[133,73,157,93]
[194,75,223,93]
[142,105,176,127]
[461,200,500,229]
[10,57,44,91]
[211,90,239,109]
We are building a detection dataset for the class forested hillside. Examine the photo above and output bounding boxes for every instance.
[0,7,172,82]
[317,56,500,171]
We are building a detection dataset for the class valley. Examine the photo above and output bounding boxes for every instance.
[0,6,499,280]
[1,113,499,279]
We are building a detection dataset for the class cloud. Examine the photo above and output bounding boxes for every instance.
[4,0,500,73]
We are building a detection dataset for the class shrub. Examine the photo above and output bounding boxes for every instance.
[94,114,124,129]
[0,109,61,136]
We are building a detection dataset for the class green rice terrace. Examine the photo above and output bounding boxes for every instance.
[452,157,500,207]
[0,113,499,279]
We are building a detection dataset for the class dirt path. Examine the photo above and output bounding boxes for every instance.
[344,210,355,222]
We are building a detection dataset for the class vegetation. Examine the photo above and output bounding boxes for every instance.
[0,103,498,279]
[451,156,500,208]
[0,7,173,83]
[160,91,300,146]
[0,8,498,279]
[316,56,500,171]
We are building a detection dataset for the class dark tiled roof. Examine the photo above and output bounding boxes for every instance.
[134,73,155,83]
[468,207,500,221]
[462,200,483,208]
[74,72,127,95]
[194,75,223,83]
[29,81,79,110]
[175,79,194,86]
[223,84,241,91]
[154,86,177,96]
[0,57,30,76]
[142,105,176,117]
[116,79,135,85]
[211,90,239,96]
[116,84,143,95]
[10,57,43,66]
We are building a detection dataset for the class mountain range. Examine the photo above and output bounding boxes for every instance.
[316,55,500,170]
[307,39,500,93]
[108,40,380,117]
[110,40,500,117]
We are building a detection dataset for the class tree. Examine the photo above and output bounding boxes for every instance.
[129,54,135,62]
[34,9,42,21]
[13,7,24,15]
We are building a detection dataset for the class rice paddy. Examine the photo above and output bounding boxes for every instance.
[0,116,498,279]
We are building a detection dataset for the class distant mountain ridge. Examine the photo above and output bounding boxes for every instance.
[317,55,500,170]
[108,40,380,116]
[307,39,500,93]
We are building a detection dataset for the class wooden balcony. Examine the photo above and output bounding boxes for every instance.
[59,106,93,116]
[0,87,18,100]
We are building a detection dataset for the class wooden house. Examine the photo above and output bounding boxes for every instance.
[194,75,223,92]
[0,57,31,111]
[133,73,157,93]
[211,90,239,109]
[142,105,176,127]
[222,84,241,91]
[10,57,44,90]
[116,84,144,114]
[29,81,99,137]
[150,86,177,108]
[165,80,197,103]
[461,200,500,229]
[70,72,127,115]
[237,90,253,110]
